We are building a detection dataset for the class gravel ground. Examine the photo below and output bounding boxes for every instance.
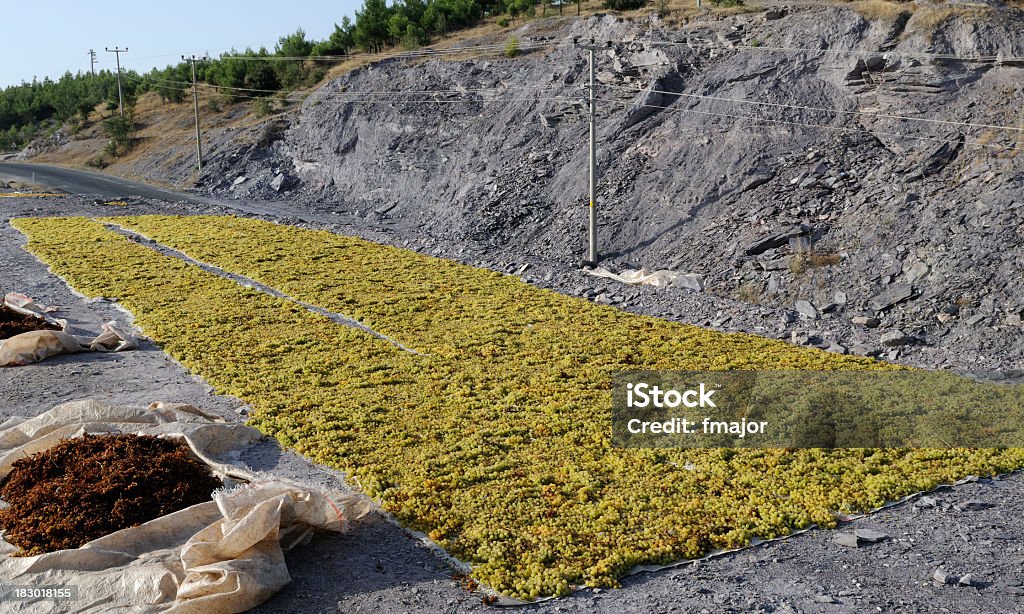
[1,193,1022,613]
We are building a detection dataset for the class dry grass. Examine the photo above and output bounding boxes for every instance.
[833,0,1022,25]
[30,90,277,186]
[322,12,575,81]
[908,3,995,33]
[806,252,842,267]
[736,281,763,304]
[976,129,997,146]
[846,0,915,21]
[790,250,842,275]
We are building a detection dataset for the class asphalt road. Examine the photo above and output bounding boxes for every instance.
[0,161,206,203]
[0,161,347,225]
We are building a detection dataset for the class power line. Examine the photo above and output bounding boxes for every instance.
[637,39,1024,64]
[597,95,1023,152]
[138,72,567,96]
[123,72,572,100]
[124,71,1021,153]
[218,40,560,63]
[125,74,577,105]
[600,82,1024,134]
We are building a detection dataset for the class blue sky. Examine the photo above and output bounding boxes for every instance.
[0,1,362,87]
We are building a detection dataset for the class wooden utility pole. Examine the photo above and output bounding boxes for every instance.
[575,38,603,267]
[88,50,97,76]
[182,54,207,172]
[105,47,127,117]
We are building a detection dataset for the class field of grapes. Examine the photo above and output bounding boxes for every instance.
[13,215,1024,600]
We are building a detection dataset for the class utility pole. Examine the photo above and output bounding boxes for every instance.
[575,38,603,267]
[88,50,97,76]
[105,47,127,117]
[182,54,207,172]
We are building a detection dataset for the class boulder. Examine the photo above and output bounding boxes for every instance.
[794,300,818,319]
[673,274,705,292]
[852,316,881,328]
[270,173,287,192]
[870,284,914,311]
[744,225,809,256]
[880,330,909,347]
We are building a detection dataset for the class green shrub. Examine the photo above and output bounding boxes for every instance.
[603,0,646,9]
[102,114,136,157]
[85,155,108,169]
[505,36,520,57]
[253,98,273,117]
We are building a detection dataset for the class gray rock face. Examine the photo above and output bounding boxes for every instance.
[959,574,978,587]
[905,261,930,284]
[197,5,1024,373]
[834,533,860,548]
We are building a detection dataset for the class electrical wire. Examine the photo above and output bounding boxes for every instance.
[125,74,577,105]
[218,39,560,63]
[600,82,1024,134]
[114,32,1022,154]
[597,95,1023,152]
[635,39,1024,63]
[122,71,1022,152]
[129,72,569,97]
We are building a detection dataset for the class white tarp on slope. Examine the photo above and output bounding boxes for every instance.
[584,267,704,291]
[0,401,369,613]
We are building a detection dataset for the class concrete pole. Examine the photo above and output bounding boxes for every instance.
[183,55,204,172]
[105,47,127,118]
[573,38,604,266]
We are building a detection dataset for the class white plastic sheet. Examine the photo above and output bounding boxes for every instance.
[584,267,704,291]
[0,401,369,613]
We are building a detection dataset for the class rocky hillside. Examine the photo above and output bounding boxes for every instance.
[165,2,1024,372]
